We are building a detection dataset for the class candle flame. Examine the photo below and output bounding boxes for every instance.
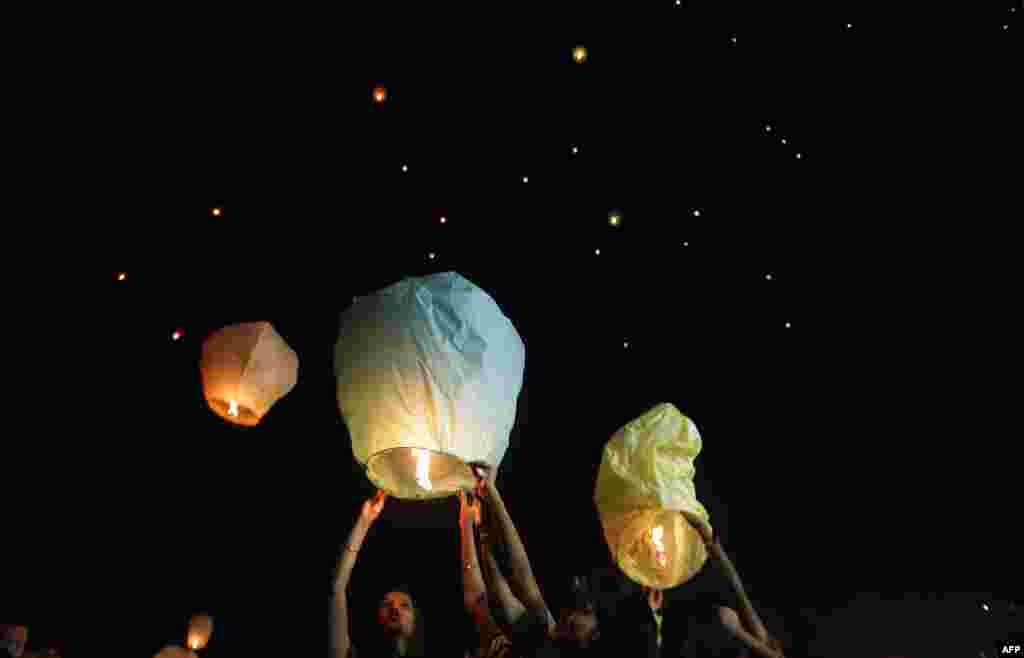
[227,399,239,417]
[190,639,200,649]
[413,448,433,491]
[652,525,668,567]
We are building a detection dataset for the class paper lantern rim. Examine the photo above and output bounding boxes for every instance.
[204,396,261,426]
[366,446,477,500]
[608,509,709,590]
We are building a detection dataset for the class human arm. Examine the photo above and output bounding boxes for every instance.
[696,523,770,643]
[717,607,786,658]
[330,491,387,658]
[479,521,527,630]
[470,464,554,628]
[458,489,508,652]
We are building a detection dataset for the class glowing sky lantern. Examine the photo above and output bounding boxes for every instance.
[199,321,298,426]
[153,647,198,658]
[335,272,525,499]
[595,403,712,589]
[186,614,214,651]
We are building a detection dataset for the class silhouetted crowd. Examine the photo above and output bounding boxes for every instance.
[329,465,787,658]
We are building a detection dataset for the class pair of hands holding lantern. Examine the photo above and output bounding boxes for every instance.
[459,462,494,528]
[460,463,557,637]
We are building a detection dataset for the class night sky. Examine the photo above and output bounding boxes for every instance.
[8,3,1020,657]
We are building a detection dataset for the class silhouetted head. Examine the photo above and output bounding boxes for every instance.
[376,589,417,640]
[366,585,426,656]
[551,576,602,649]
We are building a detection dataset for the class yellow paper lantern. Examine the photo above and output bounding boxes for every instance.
[572,45,588,64]
[186,614,214,651]
[594,403,712,589]
[154,647,198,658]
[199,321,298,426]
[335,272,525,499]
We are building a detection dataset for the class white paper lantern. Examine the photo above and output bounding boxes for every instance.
[154,646,198,658]
[335,272,525,499]
[199,321,299,426]
[186,614,214,651]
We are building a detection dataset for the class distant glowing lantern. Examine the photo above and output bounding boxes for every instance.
[572,46,588,64]
[608,211,622,227]
[594,403,712,589]
[172,329,184,341]
[186,614,214,651]
[335,272,525,499]
[199,321,298,426]
[117,272,127,281]
[372,86,387,103]
[153,647,198,658]
[211,207,222,217]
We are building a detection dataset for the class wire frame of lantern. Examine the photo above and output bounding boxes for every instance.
[595,403,712,590]
[336,272,525,500]
[186,614,214,651]
[606,508,708,590]
[363,446,481,500]
[199,321,298,426]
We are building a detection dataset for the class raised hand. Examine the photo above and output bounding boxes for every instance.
[468,461,496,497]
[361,489,388,524]
[458,489,482,528]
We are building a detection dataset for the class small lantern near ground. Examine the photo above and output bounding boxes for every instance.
[154,647,198,658]
[335,272,525,499]
[199,321,298,426]
[186,614,214,651]
[594,403,712,589]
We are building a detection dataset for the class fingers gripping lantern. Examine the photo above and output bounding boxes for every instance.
[594,403,713,589]
[335,272,525,499]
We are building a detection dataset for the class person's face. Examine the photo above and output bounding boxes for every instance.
[555,604,599,645]
[376,591,416,639]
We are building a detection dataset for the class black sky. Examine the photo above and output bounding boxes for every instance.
[7,2,1020,657]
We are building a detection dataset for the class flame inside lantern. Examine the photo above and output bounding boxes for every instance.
[413,448,433,491]
[651,525,668,567]
[227,399,239,417]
